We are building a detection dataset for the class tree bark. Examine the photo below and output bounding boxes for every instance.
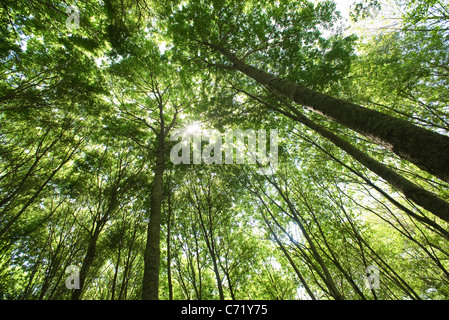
[212,44,449,183]
[245,91,449,223]
[111,224,124,300]
[290,110,449,223]
[71,225,102,300]
[119,226,138,300]
[166,177,174,300]
[71,178,120,300]
[142,134,165,300]
[211,249,225,300]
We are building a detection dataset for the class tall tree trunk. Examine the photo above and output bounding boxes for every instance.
[244,91,449,223]
[119,226,138,300]
[39,225,68,300]
[194,193,225,300]
[212,44,449,183]
[290,110,449,223]
[142,134,165,300]
[224,270,236,300]
[110,232,123,300]
[192,224,203,299]
[261,212,317,300]
[71,180,120,300]
[166,180,174,300]
[303,195,367,299]
[258,186,344,300]
[71,224,103,300]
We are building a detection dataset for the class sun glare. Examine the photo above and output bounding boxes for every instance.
[184,122,202,134]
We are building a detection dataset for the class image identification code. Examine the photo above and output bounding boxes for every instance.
[181,304,268,317]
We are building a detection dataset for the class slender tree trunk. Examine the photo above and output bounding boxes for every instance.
[303,196,367,299]
[192,225,203,299]
[261,212,317,300]
[142,134,165,300]
[176,256,191,300]
[48,245,80,299]
[198,213,225,299]
[306,136,449,239]
[111,236,122,300]
[71,180,120,300]
[71,225,102,300]
[166,183,174,300]
[290,110,449,223]
[224,270,236,300]
[119,226,137,300]
[246,169,343,299]
[39,228,67,299]
[263,190,344,300]
[22,244,47,299]
[194,193,225,300]
[340,203,379,300]
[212,44,449,183]
[211,249,225,300]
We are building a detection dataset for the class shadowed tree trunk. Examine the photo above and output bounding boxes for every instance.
[166,173,174,300]
[211,44,449,184]
[71,221,104,300]
[239,88,449,223]
[71,180,121,300]
[288,109,449,224]
[142,132,165,300]
[261,212,317,300]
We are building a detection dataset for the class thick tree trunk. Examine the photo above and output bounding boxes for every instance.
[71,180,120,300]
[291,110,449,223]
[241,88,449,223]
[142,135,165,300]
[213,45,449,183]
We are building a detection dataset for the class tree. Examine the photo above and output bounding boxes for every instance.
[1,0,449,302]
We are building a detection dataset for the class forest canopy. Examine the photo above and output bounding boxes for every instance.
[0,0,448,300]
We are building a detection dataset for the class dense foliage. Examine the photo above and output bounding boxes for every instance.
[0,0,448,300]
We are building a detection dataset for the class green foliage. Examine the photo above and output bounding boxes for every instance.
[0,0,448,301]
